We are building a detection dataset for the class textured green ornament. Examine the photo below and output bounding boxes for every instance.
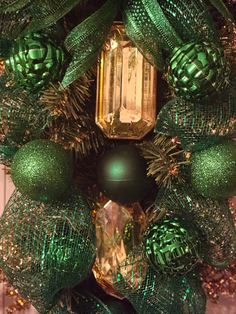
[167,41,229,100]
[191,140,236,199]
[0,189,95,313]
[144,218,199,275]
[5,32,65,91]
[156,181,236,268]
[97,145,153,204]
[11,139,73,202]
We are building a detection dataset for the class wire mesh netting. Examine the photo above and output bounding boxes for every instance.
[0,189,96,313]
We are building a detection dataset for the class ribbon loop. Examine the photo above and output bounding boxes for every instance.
[62,0,120,87]
[123,0,182,69]
[0,0,30,12]
[26,0,81,32]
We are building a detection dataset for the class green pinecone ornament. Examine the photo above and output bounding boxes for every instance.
[167,41,229,100]
[144,218,199,275]
[5,32,65,92]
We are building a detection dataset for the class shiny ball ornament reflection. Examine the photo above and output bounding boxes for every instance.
[97,145,153,204]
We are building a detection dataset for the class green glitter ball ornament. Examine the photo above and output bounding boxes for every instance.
[144,218,199,275]
[167,41,229,100]
[191,140,236,199]
[97,145,153,204]
[11,139,73,202]
[5,32,65,91]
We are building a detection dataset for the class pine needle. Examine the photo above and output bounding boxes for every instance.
[40,70,105,157]
[139,133,189,188]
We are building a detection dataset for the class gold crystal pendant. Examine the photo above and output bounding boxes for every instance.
[93,200,147,298]
[96,23,157,139]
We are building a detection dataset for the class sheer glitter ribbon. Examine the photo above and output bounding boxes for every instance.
[157,0,217,42]
[155,86,236,152]
[0,189,96,313]
[61,0,120,87]
[25,0,82,32]
[114,264,206,314]
[0,0,30,12]
[122,0,181,68]
[156,182,236,268]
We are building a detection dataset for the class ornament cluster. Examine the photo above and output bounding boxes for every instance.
[0,0,235,314]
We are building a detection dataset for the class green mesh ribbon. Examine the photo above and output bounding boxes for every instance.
[123,0,182,60]
[155,89,236,152]
[61,0,120,87]
[156,182,236,268]
[0,189,96,313]
[0,1,82,31]
[114,259,206,314]
[171,272,206,314]
[61,0,234,86]
[26,0,82,32]
[0,0,30,12]
[158,0,217,42]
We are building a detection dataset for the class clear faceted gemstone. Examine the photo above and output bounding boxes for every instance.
[96,23,157,139]
[94,200,147,294]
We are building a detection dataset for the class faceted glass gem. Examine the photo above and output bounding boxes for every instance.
[93,200,146,297]
[96,23,157,139]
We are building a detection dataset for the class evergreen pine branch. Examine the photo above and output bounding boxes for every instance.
[0,11,29,40]
[140,134,189,188]
[40,70,106,157]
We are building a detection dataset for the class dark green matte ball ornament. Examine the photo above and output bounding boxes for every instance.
[5,32,65,91]
[167,41,229,100]
[191,140,236,199]
[97,145,153,204]
[11,140,73,202]
[144,218,199,275]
